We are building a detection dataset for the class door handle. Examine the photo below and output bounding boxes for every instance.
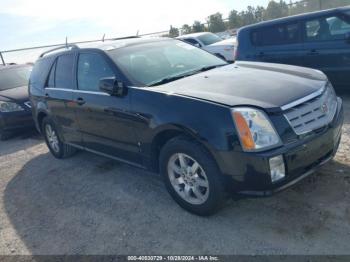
[307,49,319,55]
[75,97,86,105]
[257,52,265,58]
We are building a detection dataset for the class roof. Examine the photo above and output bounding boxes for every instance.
[177,32,213,39]
[79,37,171,50]
[240,6,350,30]
[39,37,173,58]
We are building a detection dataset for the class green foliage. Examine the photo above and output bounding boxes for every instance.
[170,0,350,35]
[169,26,179,37]
[263,0,289,20]
[181,24,192,35]
[228,10,242,28]
[192,21,206,32]
[207,12,226,33]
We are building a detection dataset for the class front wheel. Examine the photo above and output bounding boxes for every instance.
[160,137,227,216]
[42,117,76,159]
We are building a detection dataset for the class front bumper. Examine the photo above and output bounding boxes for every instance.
[222,98,344,195]
[0,110,35,134]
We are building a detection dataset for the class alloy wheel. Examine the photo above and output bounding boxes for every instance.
[45,124,60,153]
[167,153,209,205]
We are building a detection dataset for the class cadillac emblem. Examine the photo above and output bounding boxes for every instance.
[321,103,328,114]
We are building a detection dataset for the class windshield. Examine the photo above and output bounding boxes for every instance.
[107,40,226,86]
[0,66,32,91]
[197,33,222,46]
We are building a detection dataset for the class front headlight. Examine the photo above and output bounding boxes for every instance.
[0,101,25,113]
[232,107,281,152]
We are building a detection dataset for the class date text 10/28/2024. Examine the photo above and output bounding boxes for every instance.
[127,256,219,261]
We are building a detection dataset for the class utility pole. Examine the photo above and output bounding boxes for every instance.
[0,52,5,65]
[319,0,322,10]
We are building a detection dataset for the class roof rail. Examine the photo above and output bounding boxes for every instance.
[110,36,140,40]
[39,44,79,58]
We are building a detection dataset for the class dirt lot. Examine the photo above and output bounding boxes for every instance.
[0,97,349,255]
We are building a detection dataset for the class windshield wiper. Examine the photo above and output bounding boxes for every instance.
[148,74,189,87]
[196,64,226,72]
[148,64,226,87]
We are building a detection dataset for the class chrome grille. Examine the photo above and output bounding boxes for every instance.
[283,83,337,135]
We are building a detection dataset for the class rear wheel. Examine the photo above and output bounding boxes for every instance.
[42,117,76,159]
[160,136,227,216]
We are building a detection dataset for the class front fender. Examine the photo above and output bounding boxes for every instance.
[130,87,239,173]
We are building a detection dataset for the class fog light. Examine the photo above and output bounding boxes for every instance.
[269,155,285,183]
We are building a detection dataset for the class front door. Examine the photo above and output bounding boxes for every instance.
[302,13,350,91]
[73,51,141,164]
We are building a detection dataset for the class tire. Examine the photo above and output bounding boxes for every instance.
[160,136,227,216]
[41,117,76,159]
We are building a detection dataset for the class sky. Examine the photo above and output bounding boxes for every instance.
[0,0,271,62]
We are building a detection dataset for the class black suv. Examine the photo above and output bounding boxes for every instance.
[29,38,343,215]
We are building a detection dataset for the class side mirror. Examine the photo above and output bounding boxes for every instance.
[345,32,350,44]
[99,77,127,96]
[194,43,201,48]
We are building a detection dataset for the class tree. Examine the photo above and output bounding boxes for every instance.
[207,12,226,33]
[254,6,265,23]
[228,9,242,29]
[169,26,179,37]
[240,6,257,26]
[192,21,205,33]
[264,0,288,20]
[181,24,192,35]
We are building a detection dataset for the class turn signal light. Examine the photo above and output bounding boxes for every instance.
[233,111,255,150]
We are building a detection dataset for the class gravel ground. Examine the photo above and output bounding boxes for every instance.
[0,96,349,255]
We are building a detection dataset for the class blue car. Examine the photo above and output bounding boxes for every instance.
[235,7,350,92]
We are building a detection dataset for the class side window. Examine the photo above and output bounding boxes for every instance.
[329,16,350,37]
[47,60,56,87]
[251,23,300,46]
[55,54,74,89]
[305,15,350,42]
[77,53,114,92]
[183,38,201,47]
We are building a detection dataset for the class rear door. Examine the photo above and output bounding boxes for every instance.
[302,12,350,90]
[73,51,141,164]
[45,53,81,144]
[252,22,305,66]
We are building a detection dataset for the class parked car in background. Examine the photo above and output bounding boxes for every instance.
[0,64,34,140]
[235,7,350,92]
[177,32,236,62]
[30,38,343,215]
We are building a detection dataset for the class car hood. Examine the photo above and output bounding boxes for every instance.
[0,85,29,103]
[150,62,327,111]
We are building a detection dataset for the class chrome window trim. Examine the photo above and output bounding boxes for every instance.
[45,87,109,96]
[24,101,31,108]
[280,85,326,111]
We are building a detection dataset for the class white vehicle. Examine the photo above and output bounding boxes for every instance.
[177,32,236,62]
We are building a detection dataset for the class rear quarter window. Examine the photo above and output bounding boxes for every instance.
[30,58,53,88]
[251,22,301,46]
